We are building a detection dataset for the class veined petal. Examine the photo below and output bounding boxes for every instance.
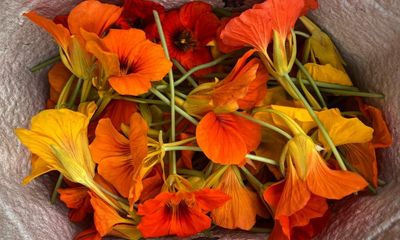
[24,11,70,51]
[306,151,368,199]
[270,105,316,134]
[341,143,378,187]
[129,113,149,167]
[68,0,122,37]
[221,8,272,53]
[317,108,373,147]
[15,108,95,184]
[22,155,53,185]
[211,167,262,230]
[196,112,260,165]
[302,63,352,86]
[89,192,134,237]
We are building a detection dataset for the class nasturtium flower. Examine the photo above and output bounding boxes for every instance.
[25,0,122,80]
[86,28,172,96]
[211,166,267,230]
[15,106,117,209]
[137,188,229,238]
[115,0,164,31]
[264,181,329,240]
[162,1,220,76]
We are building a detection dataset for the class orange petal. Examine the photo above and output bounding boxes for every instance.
[194,188,231,212]
[68,1,122,36]
[58,186,92,222]
[89,118,132,197]
[102,100,137,131]
[220,8,272,53]
[74,227,102,240]
[89,192,133,237]
[254,0,304,38]
[306,152,368,199]
[47,63,72,108]
[359,103,393,148]
[129,113,149,167]
[341,143,378,187]
[211,167,262,230]
[237,59,268,110]
[196,112,260,165]
[24,11,70,51]
[274,162,311,217]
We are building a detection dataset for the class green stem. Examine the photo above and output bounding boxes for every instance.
[67,78,83,107]
[270,78,360,91]
[319,88,384,98]
[296,59,327,108]
[240,167,263,191]
[80,79,92,103]
[30,55,60,72]
[50,174,64,204]
[112,95,166,105]
[172,59,198,88]
[56,75,75,109]
[174,53,233,86]
[150,119,171,127]
[294,31,311,38]
[153,10,177,175]
[177,169,204,178]
[164,146,202,152]
[282,73,347,170]
[150,88,199,125]
[233,111,292,140]
[245,154,278,166]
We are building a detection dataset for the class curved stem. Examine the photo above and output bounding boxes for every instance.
[296,59,327,108]
[245,154,278,166]
[319,88,384,98]
[150,88,199,125]
[112,95,166,105]
[30,55,60,72]
[233,111,292,140]
[50,174,64,204]
[174,53,233,86]
[172,59,198,88]
[282,73,347,170]
[240,167,263,191]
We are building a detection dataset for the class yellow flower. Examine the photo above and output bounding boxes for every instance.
[15,107,118,209]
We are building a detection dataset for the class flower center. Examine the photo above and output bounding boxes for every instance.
[174,30,196,52]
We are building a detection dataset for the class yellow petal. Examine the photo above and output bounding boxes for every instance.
[317,108,373,147]
[270,105,317,134]
[78,101,97,119]
[302,63,353,86]
[15,108,95,185]
[22,155,53,185]
[300,17,346,70]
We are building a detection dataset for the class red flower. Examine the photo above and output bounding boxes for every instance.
[137,189,229,238]
[115,0,165,39]
[162,2,220,76]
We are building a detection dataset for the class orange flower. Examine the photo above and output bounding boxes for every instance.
[137,189,229,238]
[196,112,261,165]
[96,28,172,95]
[211,166,267,230]
[89,113,148,198]
[264,180,329,240]
[24,1,122,80]
[264,134,367,222]
[74,227,101,240]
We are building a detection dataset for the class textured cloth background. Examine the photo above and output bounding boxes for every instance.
[0,0,399,239]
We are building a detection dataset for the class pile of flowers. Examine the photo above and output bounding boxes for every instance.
[17,0,392,239]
